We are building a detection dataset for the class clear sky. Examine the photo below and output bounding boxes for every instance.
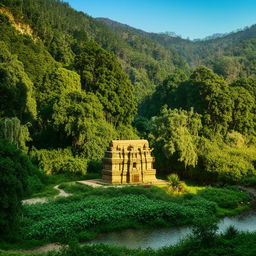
[66,0,256,39]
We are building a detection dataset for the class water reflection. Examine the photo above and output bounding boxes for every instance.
[218,211,256,233]
[88,226,191,249]
[87,211,256,249]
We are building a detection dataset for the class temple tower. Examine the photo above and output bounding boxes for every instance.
[102,140,157,184]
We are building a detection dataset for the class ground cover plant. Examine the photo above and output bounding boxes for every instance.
[15,184,250,246]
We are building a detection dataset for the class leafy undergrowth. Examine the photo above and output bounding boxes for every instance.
[21,194,214,240]
[15,185,250,245]
[241,176,256,187]
[1,184,251,250]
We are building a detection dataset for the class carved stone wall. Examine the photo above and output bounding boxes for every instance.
[102,140,157,184]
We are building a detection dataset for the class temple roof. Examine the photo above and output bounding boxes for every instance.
[111,140,149,148]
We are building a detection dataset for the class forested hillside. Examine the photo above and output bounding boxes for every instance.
[99,18,256,79]
[0,0,187,102]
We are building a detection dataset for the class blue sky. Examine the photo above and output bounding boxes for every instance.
[66,0,256,39]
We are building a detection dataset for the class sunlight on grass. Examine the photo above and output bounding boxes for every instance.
[158,180,205,196]
[185,184,205,194]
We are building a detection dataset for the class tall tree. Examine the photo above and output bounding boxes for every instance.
[52,90,117,160]
[0,117,31,151]
[186,66,233,137]
[149,107,202,172]
[74,41,136,126]
[0,42,37,121]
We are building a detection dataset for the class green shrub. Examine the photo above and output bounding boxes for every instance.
[87,160,103,173]
[0,139,43,237]
[167,174,187,193]
[198,187,250,209]
[225,131,245,148]
[241,176,256,187]
[223,226,239,239]
[199,139,256,182]
[192,216,218,244]
[32,148,87,175]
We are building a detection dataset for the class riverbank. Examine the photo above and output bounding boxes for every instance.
[6,208,256,254]
[0,183,252,254]
[3,228,256,256]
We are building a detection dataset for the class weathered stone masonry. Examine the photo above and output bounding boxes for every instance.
[102,140,157,184]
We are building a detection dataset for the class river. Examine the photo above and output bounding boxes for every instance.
[86,210,256,249]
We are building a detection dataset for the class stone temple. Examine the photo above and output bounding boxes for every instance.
[102,140,157,184]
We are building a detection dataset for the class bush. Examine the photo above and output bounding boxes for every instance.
[241,176,256,187]
[192,216,218,244]
[32,148,87,175]
[223,226,239,239]
[198,187,250,209]
[0,139,42,236]
[199,138,256,182]
[226,131,245,148]
[87,160,103,173]
[167,174,187,193]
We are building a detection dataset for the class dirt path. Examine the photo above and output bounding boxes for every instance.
[22,185,72,205]
[53,185,70,197]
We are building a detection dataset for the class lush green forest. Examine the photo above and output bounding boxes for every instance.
[1,0,256,255]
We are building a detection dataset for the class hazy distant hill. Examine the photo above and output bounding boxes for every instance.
[96,17,191,54]
[97,17,256,77]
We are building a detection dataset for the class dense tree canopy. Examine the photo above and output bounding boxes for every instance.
[186,66,233,137]
[52,90,118,160]
[149,107,202,172]
[53,91,106,147]
[0,42,37,121]
[74,41,136,126]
